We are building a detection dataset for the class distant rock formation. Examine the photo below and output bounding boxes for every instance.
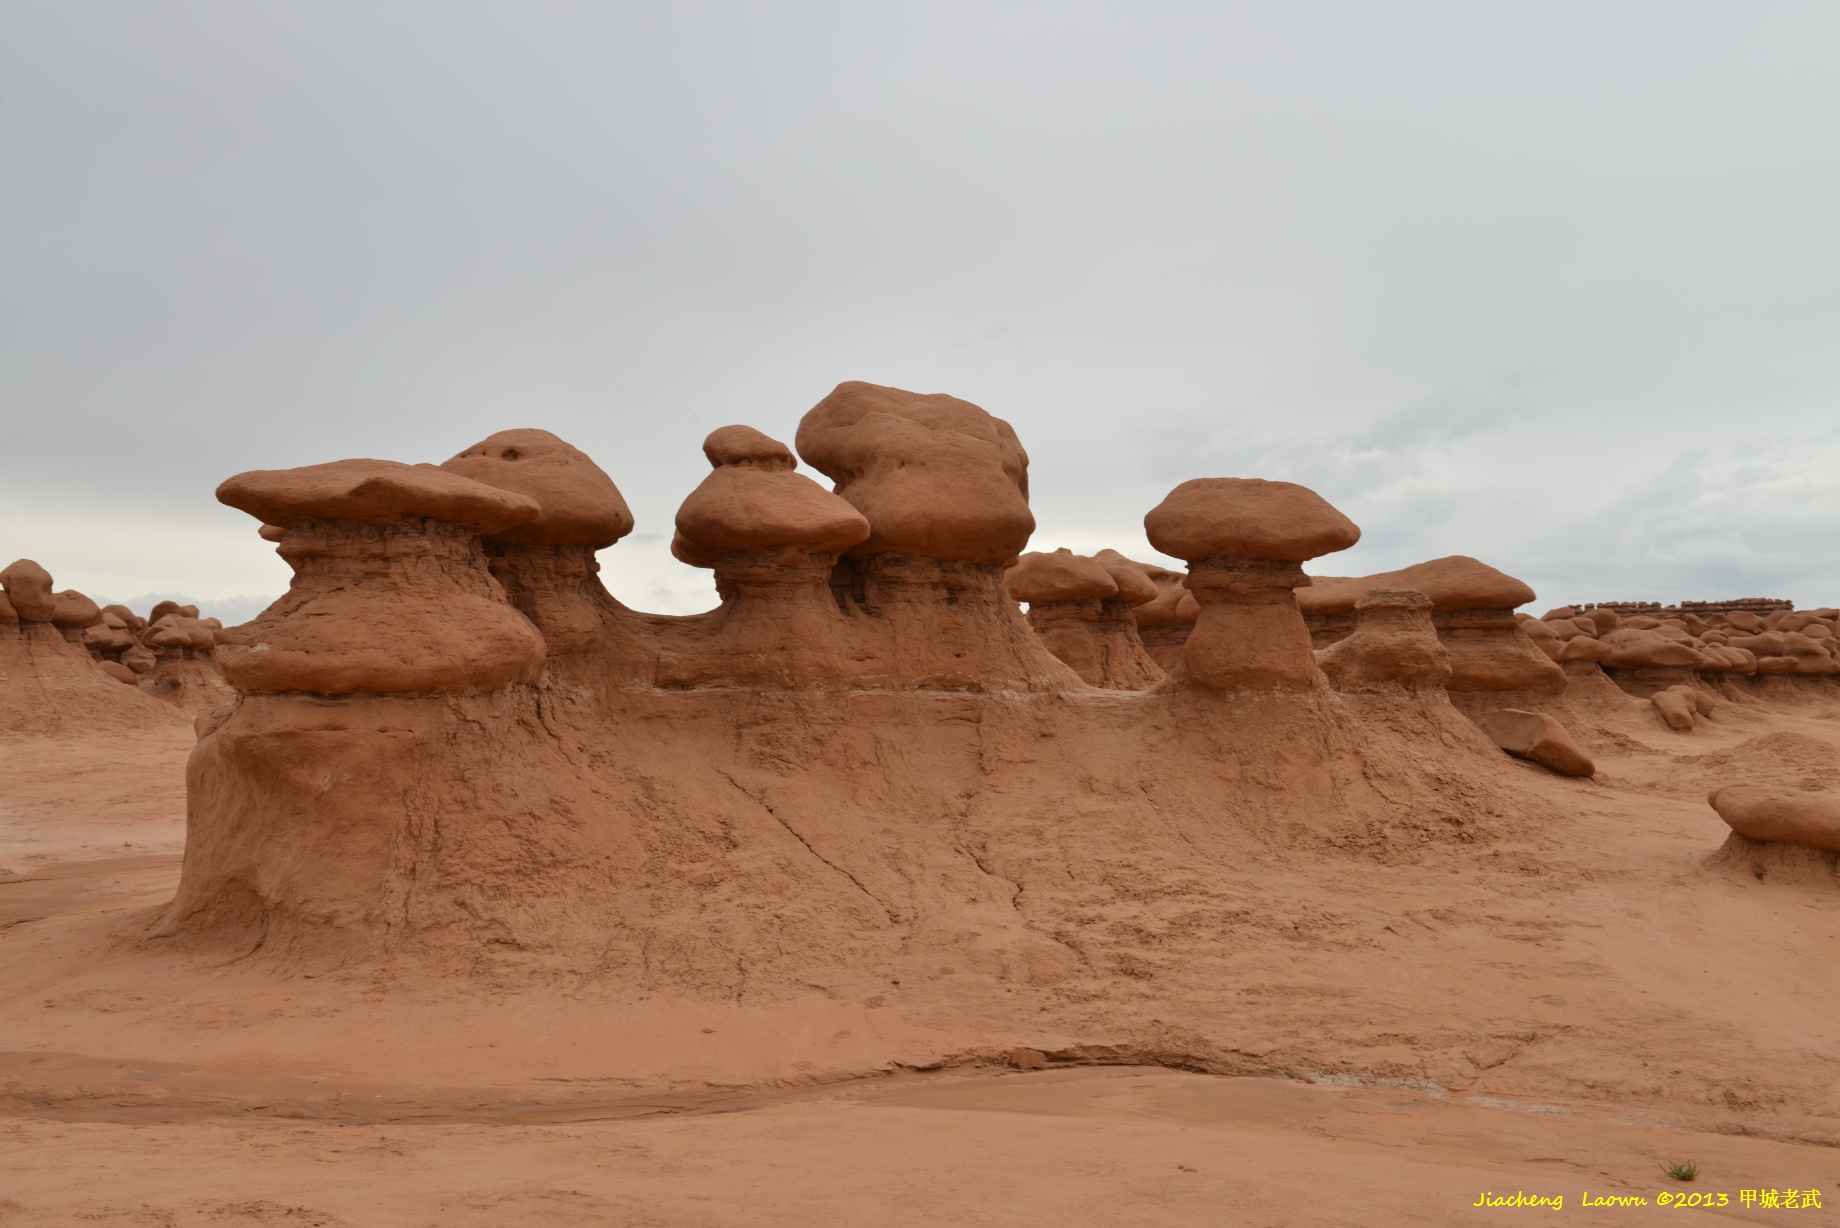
[0,557,188,734]
[1123,558,1196,674]
[1006,548,1162,689]
[1300,555,1565,715]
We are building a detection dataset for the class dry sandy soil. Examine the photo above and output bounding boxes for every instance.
[4,696,1839,1225]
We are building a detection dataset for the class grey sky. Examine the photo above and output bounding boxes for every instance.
[5,1,1837,622]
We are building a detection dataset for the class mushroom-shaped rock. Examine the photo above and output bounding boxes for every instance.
[51,590,101,627]
[1090,550,1159,607]
[1299,555,1534,618]
[1146,478,1360,564]
[1473,709,1595,778]
[1314,588,1452,693]
[440,428,633,547]
[661,426,870,687]
[675,426,870,568]
[438,430,637,664]
[50,590,102,642]
[83,617,136,658]
[796,381,1033,564]
[0,559,56,623]
[220,458,539,535]
[1007,549,1161,689]
[1006,549,1117,605]
[100,604,145,633]
[1709,784,1840,854]
[792,384,1076,692]
[213,458,546,696]
[1298,556,1561,701]
[0,591,16,625]
[139,615,235,712]
[1143,478,1359,691]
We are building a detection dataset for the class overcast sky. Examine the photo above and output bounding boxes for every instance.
[5,1,1837,622]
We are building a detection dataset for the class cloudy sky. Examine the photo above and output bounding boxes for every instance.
[5,1,1836,622]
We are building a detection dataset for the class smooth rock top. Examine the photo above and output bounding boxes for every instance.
[795,381,1034,565]
[50,590,102,628]
[440,429,634,547]
[703,425,796,470]
[675,427,871,563]
[1298,555,1536,616]
[1709,783,1840,854]
[1006,549,1119,604]
[1144,478,1360,564]
[1,558,57,622]
[1091,550,1161,606]
[219,459,541,536]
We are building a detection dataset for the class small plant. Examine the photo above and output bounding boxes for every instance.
[1661,1160,1699,1182]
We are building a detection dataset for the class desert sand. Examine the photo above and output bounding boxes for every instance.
[3,381,1838,1225]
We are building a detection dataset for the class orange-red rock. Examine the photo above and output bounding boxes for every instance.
[1472,708,1595,777]
[1315,588,1452,693]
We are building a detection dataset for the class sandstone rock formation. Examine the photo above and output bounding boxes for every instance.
[1472,708,1595,778]
[214,460,548,696]
[1300,556,1564,715]
[440,428,636,664]
[1530,602,1840,711]
[1710,784,1840,850]
[796,382,1075,691]
[1144,478,1360,691]
[1123,558,1196,673]
[140,612,234,712]
[1007,548,1162,689]
[0,558,187,734]
[152,385,1565,976]
[1312,588,1451,693]
[662,425,871,686]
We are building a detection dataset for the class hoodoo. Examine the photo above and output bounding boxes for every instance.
[1007,548,1162,689]
[0,557,188,734]
[796,381,1076,691]
[212,459,547,696]
[440,427,635,663]
[1143,477,1360,691]
[663,425,870,686]
[1313,587,1452,693]
[1300,555,1565,714]
[1127,561,1198,673]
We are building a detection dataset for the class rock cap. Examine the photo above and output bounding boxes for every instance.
[440,429,634,547]
[1298,555,1536,616]
[219,459,540,536]
[795,381,1034,564]
[675,426,871,565]
[0,559,56,622]
[1006,549,1119,604]
[1144,478,1359,563]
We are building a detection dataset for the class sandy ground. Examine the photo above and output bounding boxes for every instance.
[3,1066,1837,1226]
[4,696,1840,1224]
